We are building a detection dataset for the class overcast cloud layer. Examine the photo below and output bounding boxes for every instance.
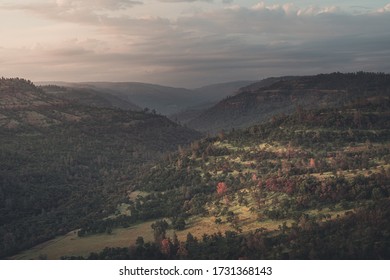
[1,0,389,87]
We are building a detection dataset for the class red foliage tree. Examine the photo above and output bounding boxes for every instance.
[252,173,258,182]
[161,238,171,255]
[217,182,227,196]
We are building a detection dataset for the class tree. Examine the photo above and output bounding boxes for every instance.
[172,216,186,230]
[135,236,145,247]
[217,182,227,196]
[161,238,171,256]
[172,232,180,249]
[151,219,169,243]
[186,232,197,245]
[309,158,316,169]
[372,188,384,200]
[176,242,188,258]
[252,173,258,181]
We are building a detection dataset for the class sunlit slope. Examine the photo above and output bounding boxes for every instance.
[24,93,389,259]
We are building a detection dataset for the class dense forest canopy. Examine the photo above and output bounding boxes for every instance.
[0,78,201,258]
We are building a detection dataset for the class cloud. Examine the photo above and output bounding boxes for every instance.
[250,1,344,17]
[378,3,390,13]
[1,0,143,13]
[157,0,212,2]
[1,1,390,87]
[55,0,143,10]
[0,0,143,26]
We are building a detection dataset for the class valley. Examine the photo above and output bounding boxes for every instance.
[1,73,390,260]
[38,80,254,117]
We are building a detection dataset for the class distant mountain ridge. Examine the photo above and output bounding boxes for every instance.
[40,85,141,111]
[79,82,196,115]
[192,80,256,103]
[169,80,256,124]
[37,80,256,116]
[187,72,390,133]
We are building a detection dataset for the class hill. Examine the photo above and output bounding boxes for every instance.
[0,78,201,258]
[106,93,390,259]
[188,72,390,133]
[42,81,201,115]
[18,89,390,259]
[39,80,256,117]
[169,80,255,124]
[40,85,141,111]
[192,80,256,104]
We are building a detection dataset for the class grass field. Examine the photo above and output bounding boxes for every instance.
[11,219,290,260]
[11,221,156,260]
[11,181,354,260]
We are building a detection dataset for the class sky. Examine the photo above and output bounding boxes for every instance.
[1,0,390,87]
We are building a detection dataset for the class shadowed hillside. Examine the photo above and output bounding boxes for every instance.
[188,72,390,133]
[38,80,256,117]
[40,85,141,111]
[0,78,201,258]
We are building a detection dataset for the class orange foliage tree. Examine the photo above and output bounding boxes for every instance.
[309,158,316,169]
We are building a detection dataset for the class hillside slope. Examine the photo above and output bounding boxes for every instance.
[0,78,201,258]
[68,82,199,115]
[40,85,141,111]
[126,94,390,259]
[169,80,256,124]
[188,72,390,133]
[31,92,389,260]
[40,80,256,117]
[192,80,256,103]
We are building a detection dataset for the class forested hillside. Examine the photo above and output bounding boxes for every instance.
[40,80,255,118]
[40,85,141,111]
[47,81,201,115]
[3,74,390,260]
[64,92,390,259]
[0,78,201,258]
[188,72,390,133]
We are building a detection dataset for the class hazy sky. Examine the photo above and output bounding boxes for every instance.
[1,0,389,87]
